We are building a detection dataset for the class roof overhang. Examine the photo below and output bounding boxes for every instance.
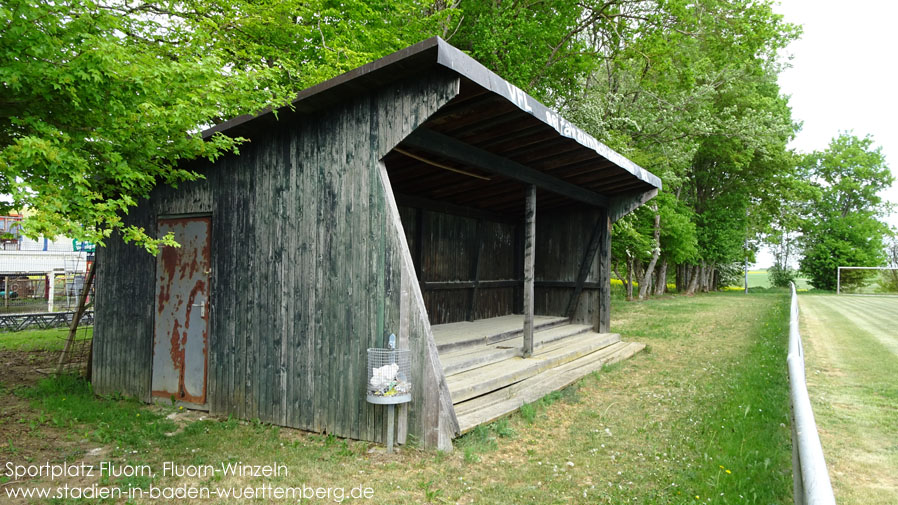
[201,37,661,219]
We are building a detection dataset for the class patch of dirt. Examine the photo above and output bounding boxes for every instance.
[0,349,87,464]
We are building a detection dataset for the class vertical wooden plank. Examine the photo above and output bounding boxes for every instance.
[414,208,424,277]
[397,264,410,444]
[513,223,524,314]
[291,125,306,429]
[257,136,272,423]
[596,208,611,333]
[466,220,484,321]
[279,128,293,427]
[300,121,319,431]
[221,155,235,415]
[244,142,258,421]
[365,99,380,443]
[333,103,350,436]
[349,97,369,439]
[522,185,536,358]
[235,153,249,420]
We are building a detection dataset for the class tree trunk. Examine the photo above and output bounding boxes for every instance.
[685,264,700,295]
[638,210,661,300]
[697,262,705,293]
[654,259,668,296]
[700,263,713,292]
[612,262,623,285]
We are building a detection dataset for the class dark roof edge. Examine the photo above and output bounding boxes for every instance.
[201,37,442,140]
[200,36,661,191]
[433,39,661,190]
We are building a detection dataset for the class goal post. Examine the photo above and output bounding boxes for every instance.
[837,266,898,295]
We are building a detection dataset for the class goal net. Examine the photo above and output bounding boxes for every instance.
[837,267,898,295]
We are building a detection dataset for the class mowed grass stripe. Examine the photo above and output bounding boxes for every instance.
[825,295,898,355]
[798,294,898,505]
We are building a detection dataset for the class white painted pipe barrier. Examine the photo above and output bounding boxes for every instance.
[787,282,836,505]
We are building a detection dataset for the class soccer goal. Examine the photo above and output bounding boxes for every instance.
[836,266,898,295]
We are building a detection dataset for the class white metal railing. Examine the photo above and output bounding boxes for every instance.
[787,282,837,505]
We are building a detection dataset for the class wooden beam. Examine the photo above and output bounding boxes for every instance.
[610,188,658,223]
[420,280,518,290]
[395,193,516,224]
[522,185,536,358]
[393,147,492,181]
[403,128,609,208]
[466,220,484,321]
[537,280,603,289]
[565,216,604,319]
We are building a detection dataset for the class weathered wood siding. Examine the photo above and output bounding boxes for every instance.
[397,208,517,324]
[93,71,460,449]
[535,207,610,329]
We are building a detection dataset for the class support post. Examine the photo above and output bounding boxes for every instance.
[595,209,611,333]
[386,404,395,453]
[4,276,8,308]
[523,185,536,358]
[47,272,55,312]
[836,267,840,295]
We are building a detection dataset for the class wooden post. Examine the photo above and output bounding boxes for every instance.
[47,272,55,312]
[596,210,611,333]
[522,185,536,358]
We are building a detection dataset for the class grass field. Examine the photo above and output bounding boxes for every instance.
[0,293,794,504]
[740,270,813,290]
[798,294,898,504]
[0,326,92,352]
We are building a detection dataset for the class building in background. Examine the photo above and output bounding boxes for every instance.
[0,213,94,314]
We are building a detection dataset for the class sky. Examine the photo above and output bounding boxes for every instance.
[752,0,898,267]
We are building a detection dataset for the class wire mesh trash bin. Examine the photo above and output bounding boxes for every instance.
[366,347,411,452]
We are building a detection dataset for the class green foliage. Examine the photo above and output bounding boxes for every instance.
[569,0,799,288]
[767,264,797,288]
[519,402,537,424]
[799,133,894,290]
[0,0,451,251]
[451,1,599,106]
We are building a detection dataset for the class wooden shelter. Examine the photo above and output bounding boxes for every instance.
[92,38,661,450]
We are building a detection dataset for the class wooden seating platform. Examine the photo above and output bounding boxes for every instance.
[432,315,645,434]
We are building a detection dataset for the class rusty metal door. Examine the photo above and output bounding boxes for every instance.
[152,217,211,405]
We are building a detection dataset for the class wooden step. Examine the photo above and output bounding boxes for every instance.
[447,332,621,404]
[440,323,593,376]
[433,315,568,353]
[454,341,645,433]
[453,340,636,417]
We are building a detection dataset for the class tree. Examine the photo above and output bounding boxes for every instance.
[566,0,799,295]
[883,233,898,292]
[799,133,894,290]
[0,0,451,252]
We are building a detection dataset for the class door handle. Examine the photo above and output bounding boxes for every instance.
[192,300,206,317]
